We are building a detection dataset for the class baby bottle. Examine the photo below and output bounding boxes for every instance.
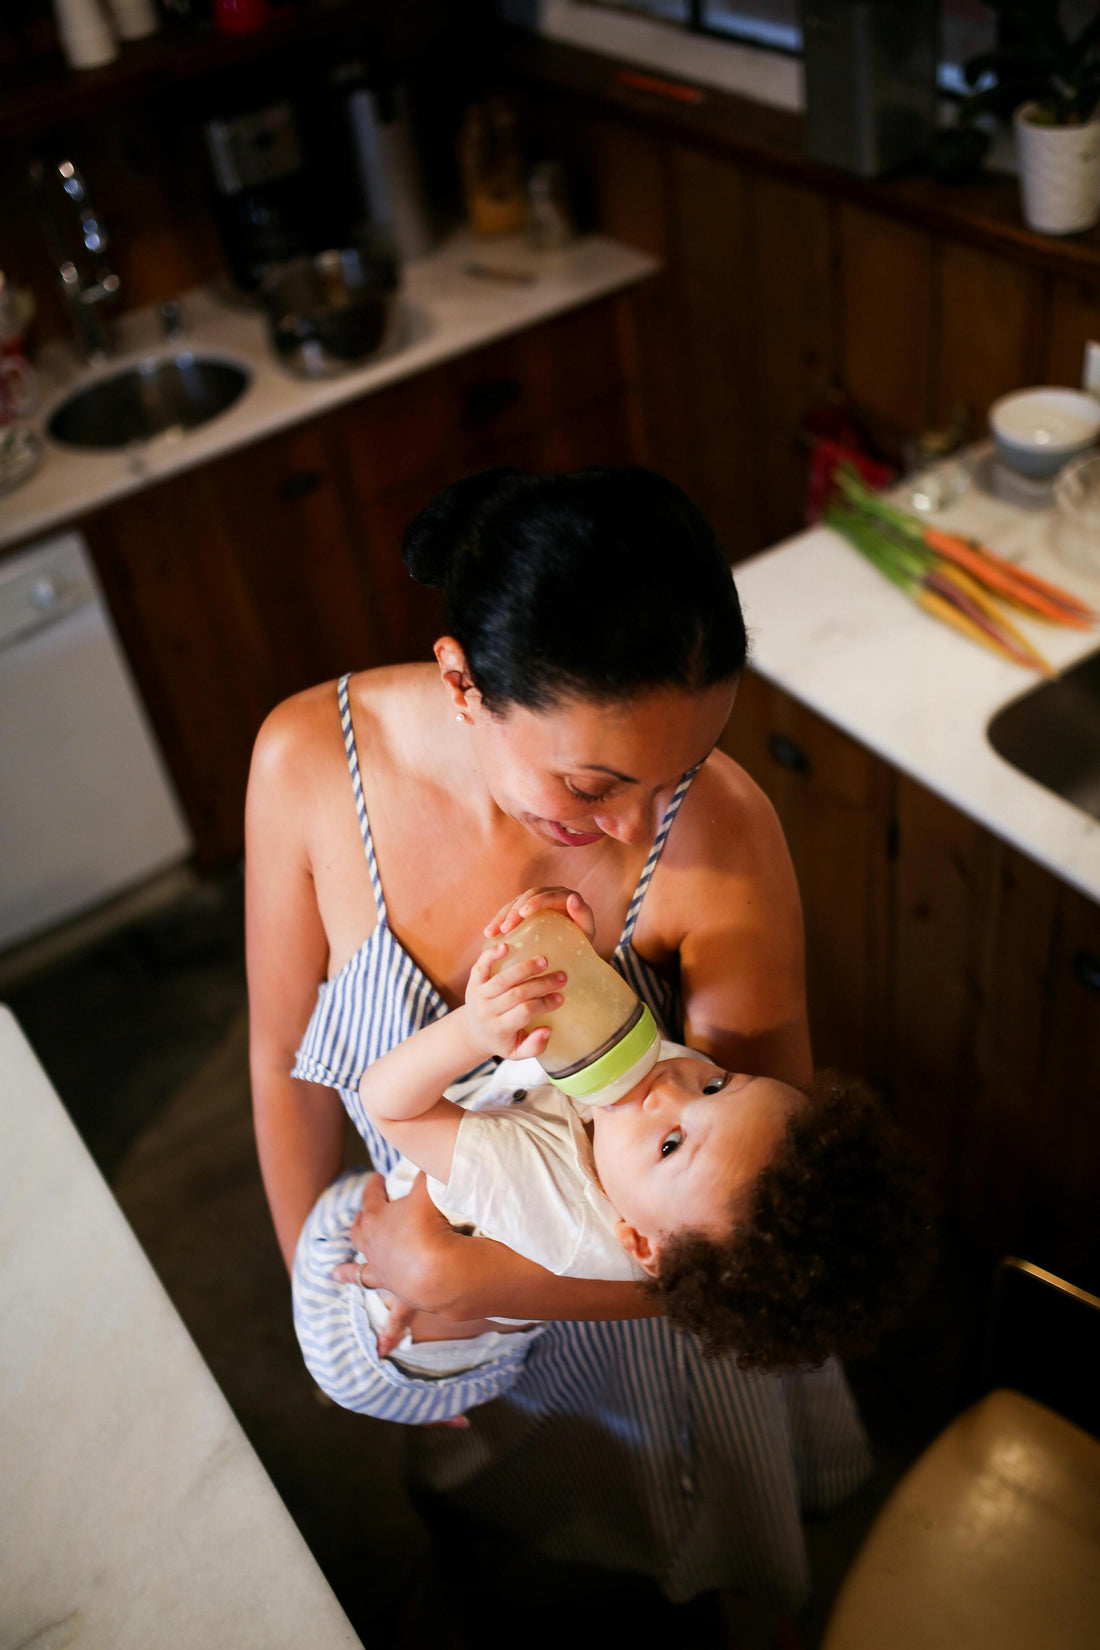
[487,910,659,1107]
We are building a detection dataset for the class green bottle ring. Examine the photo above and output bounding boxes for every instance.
[550,1005,659,1099]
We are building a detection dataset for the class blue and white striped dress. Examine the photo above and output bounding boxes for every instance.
[290,674,871,1609]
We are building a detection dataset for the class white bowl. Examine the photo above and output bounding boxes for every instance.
[989,387,1100,480]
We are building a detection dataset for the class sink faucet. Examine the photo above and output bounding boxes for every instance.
[29,157,121,365]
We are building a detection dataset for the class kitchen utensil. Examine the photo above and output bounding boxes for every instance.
[260,246,399,380]
[989,387,1100,480]
[1054,452,1100,576]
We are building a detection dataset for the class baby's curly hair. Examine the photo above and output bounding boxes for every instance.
[647,1071,936,1370]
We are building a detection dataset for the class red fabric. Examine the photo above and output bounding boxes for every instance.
[805,436,895,525]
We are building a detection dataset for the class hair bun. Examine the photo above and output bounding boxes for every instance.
[401,468,524,588]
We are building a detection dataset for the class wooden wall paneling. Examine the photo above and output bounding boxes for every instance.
[963,843,1062,1262]
[891,776,1000,1216]
[540,390,635,470]
[1032,885,1100,1290]
[356,471,453,664]
[205,418,385,695]
[839,203,935,449]
[933,241,1045,433]
[84,471,271,864]
[720,670,895,1080]
[748,174,837,543]
[591,119,702,503]
[1044,274,1100,387]
[671,144,765,561]
[339,368,457,497]
[528,299,625,417]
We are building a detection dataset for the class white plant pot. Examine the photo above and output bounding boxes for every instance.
[1014,103,1100,236]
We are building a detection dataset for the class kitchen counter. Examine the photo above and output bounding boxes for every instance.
[0,1005,362,1649]
[0,230,657,555]
[732,459,1100,905]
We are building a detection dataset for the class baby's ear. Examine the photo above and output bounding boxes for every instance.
[615,1219,660,1276]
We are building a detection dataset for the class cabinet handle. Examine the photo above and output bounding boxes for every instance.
[1072,950,1100,992]
[461,377,523,429]
[278,470,324,502]
[767,732,811,775]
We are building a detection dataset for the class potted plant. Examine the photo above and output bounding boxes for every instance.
[963,0,1100,235]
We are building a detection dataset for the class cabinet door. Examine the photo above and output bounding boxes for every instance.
[892,774,1100,1289]
[86,469,272,866]
[87,420,383,865]
[1024,882,1100,1290]
[720,669,895,1080]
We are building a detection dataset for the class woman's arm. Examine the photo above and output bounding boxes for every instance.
[661,752,814,1088]
[358,945,562,1181]
[246,697,346,1272]
[335,1174,663,1322]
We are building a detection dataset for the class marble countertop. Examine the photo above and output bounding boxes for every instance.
[0,230,657,555]
[732,458,1100,905]
[0,1005,362,1649]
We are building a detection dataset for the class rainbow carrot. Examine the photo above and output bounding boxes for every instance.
[922,527,1095,619]
[922,529,1093,628]
[916,589,1027,668]
[925,568,1054,674]
[834,469,1096,627]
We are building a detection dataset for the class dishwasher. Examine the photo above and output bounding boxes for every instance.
[0,531,193,952]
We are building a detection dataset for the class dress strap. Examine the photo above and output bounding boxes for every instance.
[337,674,387,925]
[618,764,701,947]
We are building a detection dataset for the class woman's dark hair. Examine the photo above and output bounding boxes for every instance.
[648,1072,937,1371]
[401,467,747,711]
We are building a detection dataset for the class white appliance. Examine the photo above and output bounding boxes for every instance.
[0,531,192,951]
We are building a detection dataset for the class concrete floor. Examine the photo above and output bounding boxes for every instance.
[3,870,994,1648]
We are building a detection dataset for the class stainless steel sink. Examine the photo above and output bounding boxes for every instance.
[987,648,1100,821]
[47,353,249,450]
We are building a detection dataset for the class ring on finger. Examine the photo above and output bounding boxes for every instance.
[356,1261,369,1289]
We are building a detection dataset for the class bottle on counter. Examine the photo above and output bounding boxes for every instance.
[486,910,659,1107]
[458,98,527,237]
[52,0,118,70]
[104,0,159,40]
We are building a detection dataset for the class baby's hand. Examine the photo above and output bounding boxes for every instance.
[483,886,596,943]
[465,943,565,1062]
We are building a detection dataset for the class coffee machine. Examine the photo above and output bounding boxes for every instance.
[202,66,434,297]
[203,100,316,295]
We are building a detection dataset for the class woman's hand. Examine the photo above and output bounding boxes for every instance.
[465,944,563,1061]
[332,1172,459,1313]
[483,886,596,942]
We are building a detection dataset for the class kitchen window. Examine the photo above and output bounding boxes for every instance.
[576,2,1096,96]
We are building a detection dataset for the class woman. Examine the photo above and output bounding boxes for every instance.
[246,466,870,1610]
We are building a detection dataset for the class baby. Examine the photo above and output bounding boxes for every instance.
[301,905,933,1381]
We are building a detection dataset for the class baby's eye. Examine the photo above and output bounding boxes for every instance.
[660,1127,684,1158]
[702,1072,730,1096]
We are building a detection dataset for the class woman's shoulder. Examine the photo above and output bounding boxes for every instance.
[673,745,788,876]
[250,665,429,787]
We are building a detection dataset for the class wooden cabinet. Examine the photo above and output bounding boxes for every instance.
[722,668,1100,1292]
[82,294,641,866]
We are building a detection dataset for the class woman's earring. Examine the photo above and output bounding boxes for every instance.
[456,712,470,724]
